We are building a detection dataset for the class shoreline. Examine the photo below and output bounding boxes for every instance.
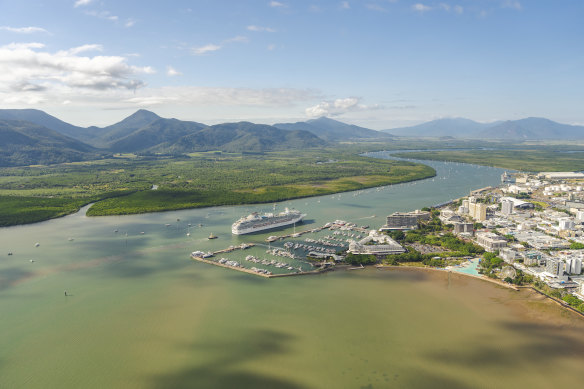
[374,264,520,291]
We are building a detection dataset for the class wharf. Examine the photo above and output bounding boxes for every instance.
[190,254,334,278]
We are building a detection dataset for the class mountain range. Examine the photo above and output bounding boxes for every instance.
[386,117,584,139]
[0,109,369,166]
[0,108,583,167]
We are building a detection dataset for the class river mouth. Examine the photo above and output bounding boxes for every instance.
[2,155,584,388]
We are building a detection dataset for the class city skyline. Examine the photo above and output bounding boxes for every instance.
[0,0,582,129]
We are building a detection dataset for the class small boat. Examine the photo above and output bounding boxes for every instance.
[34,243,40,247]
[186,233,191,237]
[68,237,74,241]
[208,233,218,240]
[114,229,118,233]
[7,252,13,256]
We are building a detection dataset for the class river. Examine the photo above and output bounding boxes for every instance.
[1,152,583,388]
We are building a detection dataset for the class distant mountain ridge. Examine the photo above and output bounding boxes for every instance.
[2,108,584,167]
[386,117,584,139]
[274,117,392,141]
[386,118,495,137]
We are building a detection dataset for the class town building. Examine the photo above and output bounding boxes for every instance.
[475,232,507,252]
[348,230,406,258]
[501,199,514,215]
[381,210,431,231]
[453,222,474,235]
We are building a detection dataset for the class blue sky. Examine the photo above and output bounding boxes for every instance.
[0,0,582,129]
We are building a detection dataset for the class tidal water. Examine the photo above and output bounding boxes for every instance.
[1,152,583,388]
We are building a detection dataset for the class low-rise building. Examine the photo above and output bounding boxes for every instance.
[475,232,507,252]
[381,210,431,231]
[348,230,406,258]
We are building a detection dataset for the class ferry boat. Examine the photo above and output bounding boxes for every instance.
[232,208,306,235]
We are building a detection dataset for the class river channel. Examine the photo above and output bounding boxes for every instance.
[1,151,583,388]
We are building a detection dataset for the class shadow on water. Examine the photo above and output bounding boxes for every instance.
[339,202,373,209]
[0,267,35,290]
[409,320,584,388]
[149,328,307,389]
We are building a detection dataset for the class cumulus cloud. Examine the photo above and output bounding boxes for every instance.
[0,42,154,94]
[0,26,48,34]
[247,25,276,32]
[269,1,286,7]
[413,3,432,12]
[74,0,94,7]
[166,66,182,77]
[125,19,136,28]
[305,98,379,118]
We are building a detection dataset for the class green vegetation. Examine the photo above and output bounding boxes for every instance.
[392,148,584,172]
[0,147,435,225]
[345,253,378,266]
[570,242,584,250]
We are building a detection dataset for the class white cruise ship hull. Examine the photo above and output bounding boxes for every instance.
[232,214,306,235]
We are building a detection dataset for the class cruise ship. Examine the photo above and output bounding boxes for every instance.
[232,208,306,235]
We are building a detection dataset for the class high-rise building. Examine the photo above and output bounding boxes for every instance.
[501,199,514,215]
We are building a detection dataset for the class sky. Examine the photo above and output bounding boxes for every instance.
[0,0,582,129]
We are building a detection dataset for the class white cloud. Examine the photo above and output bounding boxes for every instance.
[0,26,48,34]
[74,0,94,7]
[124,86,318,107]
[269,1,286,7]
[413,3,432,12]
[439,3,450,11]
[166,66,182,77]
[224,35,249,43]
[0,42,154,94]
[366,3,387,12]
[454,5,463,14]
[62,44,103,55]
[309,5,322,12]
[192,36,248,56]
[193,44,222,55]
[125,19,136,28]
[502,0,522,10]
[247,25,276,32]
[267,44,276,51]
[84,10,118,22]
[340,1,350,10]
[305,97,380,118]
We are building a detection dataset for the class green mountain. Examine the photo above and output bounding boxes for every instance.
[0,108,97,142]
[95,109,163,147]
[155,122,326,153]
[0,120,102,166]
[477,117,584,140]
[274,117,392,141]
[109,118,207,153]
